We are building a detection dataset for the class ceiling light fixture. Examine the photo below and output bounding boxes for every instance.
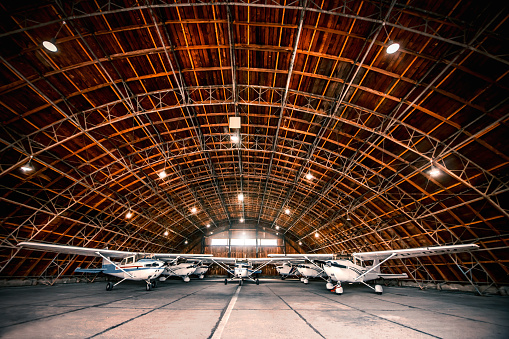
[184,240,188,245]
[305,172,313,180]
[42,21,66,53]
[240,217,244,223]
[158,170,167,179]
[126,211,133,219]
[231,135,239,142]
[299,241,303,245]
[429,166,441,177]
[206,223,210,228]
[42,38,58,52]
[20,157,34,173]
[191,207,197,214]
[386,40,400,54]
[275,225,279,230]
[346,213,351,221]
[238,193,244,201]
[315,232,319,238]
[164,230,169,236]
[284,208,290,215]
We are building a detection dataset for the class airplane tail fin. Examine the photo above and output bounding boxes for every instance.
[102,256,111,267]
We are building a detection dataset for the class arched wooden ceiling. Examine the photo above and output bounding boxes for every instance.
[0,0,508,285]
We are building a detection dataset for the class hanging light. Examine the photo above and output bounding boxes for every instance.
[158,170,167,179]
[276,232,278,235]
[184,240,188,245]
[164,230,169,236]
[284,208,290,215]
[42,38,58,52]
[315,232,319,238]
[191,207,197,214]
[429,166,441,177]
[238,193,244,201]
[346,213,351,221]
[275,225,280,230]
[231,135,239,142]
[299,241,303,245]
[240,217,244,223]
[126,211,133,219]
[20,161,34,173]
[386,40,400,54]
[305,172,313,180]
[206,223,210,228]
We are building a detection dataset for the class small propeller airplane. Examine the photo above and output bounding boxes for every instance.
[158,259,209,282]
[18,241,212,291]
[275,262,300,280]
[209,257,277,286]
[270,243,479,295]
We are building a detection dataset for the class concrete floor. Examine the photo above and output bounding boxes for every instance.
[0,278,507,339]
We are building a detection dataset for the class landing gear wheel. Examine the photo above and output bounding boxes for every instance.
[239,280,243,286]
[326,282,334,290]
[375,285,383,295]
[106,282,113,291]
[281,276,286,280]
[224,278,228,285]
[256,279,260,285]
[303,278,309,284]
[335,286,344,295]
[199,275,204,279]
[151,280,157,288]
[146,283,152,291]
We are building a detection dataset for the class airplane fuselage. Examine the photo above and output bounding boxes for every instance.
[297,264,325,278]
[106,258,165,281]
[323,259,379,283]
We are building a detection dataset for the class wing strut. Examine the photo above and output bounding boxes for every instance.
[354,253,396,281]
[95,251,134,279]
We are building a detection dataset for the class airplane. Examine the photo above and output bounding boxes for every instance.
[192,261,209,279]
[18,241,212,291]
[158,259,209,282]
[295,263,328,284]
[275,262,300,280]
[209,257,277,286]
[269,243,479,295]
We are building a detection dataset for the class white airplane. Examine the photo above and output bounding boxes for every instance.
[18,241,211,291]
[270,243,479,295]
[296,263,327,284]
[158,259,209,282]
[192,262,209,279]
[210,257,276,286]
[275,262,300,280]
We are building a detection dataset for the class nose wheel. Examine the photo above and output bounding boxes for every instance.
[106,282,113,291]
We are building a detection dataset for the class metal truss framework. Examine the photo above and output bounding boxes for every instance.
[0,0,507,286]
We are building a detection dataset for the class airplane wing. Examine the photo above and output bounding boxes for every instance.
[352,244,479,261]
[18,241,138,258]
[378,273,409,279]
[268,254,335,261]
[18,241,213,260]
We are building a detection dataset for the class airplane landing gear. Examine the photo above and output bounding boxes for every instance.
[256,279,259,285]
[146,283,152,291]
[151,280,157,288]
[224,278,228,285]
[239,280,243,286]
[375,284,383,295]
[326,282,334,290]
[281,276,286,280]
[331,283,343,294]
[199,275,204,279]
[106,282,113,291]
[303,278,309,284]
[183,276,191,283]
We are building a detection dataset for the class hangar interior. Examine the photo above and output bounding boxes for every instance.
[0,0,508,296]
